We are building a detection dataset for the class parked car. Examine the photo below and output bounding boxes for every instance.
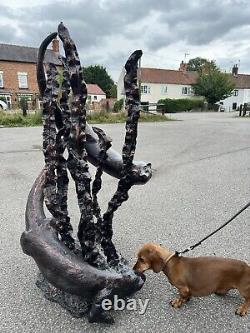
[219,105,225,112]
[0,100,7,110]
[216,102,225,112]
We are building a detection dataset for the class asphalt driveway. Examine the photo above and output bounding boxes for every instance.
[0,112,249,333]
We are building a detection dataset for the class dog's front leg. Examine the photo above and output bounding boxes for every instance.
[170,286,190,309]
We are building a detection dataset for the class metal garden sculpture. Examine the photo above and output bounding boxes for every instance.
[20,23,152,324]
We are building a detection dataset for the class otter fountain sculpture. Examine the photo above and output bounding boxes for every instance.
[20,22,152,324]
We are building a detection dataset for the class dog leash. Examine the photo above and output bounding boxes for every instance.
[176,200,250,256]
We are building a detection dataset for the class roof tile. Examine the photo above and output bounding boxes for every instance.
[87,84,106,95]
[140,67,250,89]
[231,74,250,89]
[140,68,198,85]
[0,43,61,65]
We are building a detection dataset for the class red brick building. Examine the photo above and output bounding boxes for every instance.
[0,39,60,108]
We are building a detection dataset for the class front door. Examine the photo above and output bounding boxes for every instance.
[6,95,11,108]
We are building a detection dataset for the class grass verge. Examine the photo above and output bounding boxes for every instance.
[87,111,170,124]
[0,110,170,127]
[0,111,42,127]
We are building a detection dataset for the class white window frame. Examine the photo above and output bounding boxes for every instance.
[233,89,239,96]
[161,85,167,94]
[0,71,3,88]
[182,86,192,95]
[141,85,151,94]
[18,72,28,89]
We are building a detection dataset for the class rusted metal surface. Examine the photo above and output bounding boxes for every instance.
[42,62,75,249]
[58,23,99,263]
[100,50,144,266]
[36,31,152,184]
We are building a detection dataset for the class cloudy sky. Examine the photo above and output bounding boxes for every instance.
[1,0,250,81]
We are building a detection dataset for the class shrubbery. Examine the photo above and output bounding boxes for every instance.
[113,98,124,113]
[0,96,7,103]
[157,98,204,113]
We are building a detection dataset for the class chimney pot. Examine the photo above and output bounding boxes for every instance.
[232,64,238,76]
[179,60,187,72]
[52,38,59,53]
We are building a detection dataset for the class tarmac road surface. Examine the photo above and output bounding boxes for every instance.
[0,112,249,333]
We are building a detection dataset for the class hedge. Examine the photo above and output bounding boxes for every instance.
[157,98,204,113]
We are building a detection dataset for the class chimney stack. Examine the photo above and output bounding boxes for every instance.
[52,38,59,53]
[179,60,187,72]
[232,64,238,76]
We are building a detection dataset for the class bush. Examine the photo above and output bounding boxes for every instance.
[157,98,204,113]
[113,99,124,113]
[0,96,7,103]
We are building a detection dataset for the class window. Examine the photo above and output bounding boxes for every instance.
[18,72,28,89]
[0,71,3,87]
[161,85,167,94]
[141,85,151,94]
[233,89,239,96]
[182,86,192,95]
[93,96,97,100]
[182,87,188,95]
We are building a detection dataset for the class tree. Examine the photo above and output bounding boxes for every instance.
[109,84,117,98]
[194,68,235,107]
[187,57,217,73]
[83,65,114,98]
[19,96,28,116]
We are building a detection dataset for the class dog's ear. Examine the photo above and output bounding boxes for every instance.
[151,250,164,273]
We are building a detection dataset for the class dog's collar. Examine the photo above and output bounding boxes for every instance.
[162,252,177,270]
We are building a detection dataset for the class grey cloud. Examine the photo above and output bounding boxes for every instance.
[153,0,250,47]
[0,4,17,42]
[0,25,17,44]
[12,0,152,47]
[1,0,250,77]
[0,4,13,18]
[146,30,175,50]
[2,0,249,49]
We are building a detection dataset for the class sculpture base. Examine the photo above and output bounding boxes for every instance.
[36,272,90,318]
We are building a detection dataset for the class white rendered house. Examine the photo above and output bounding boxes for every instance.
[117,62,250,112]
[87,84,106,102]
[117,62,198,106]
[219,65,250,112]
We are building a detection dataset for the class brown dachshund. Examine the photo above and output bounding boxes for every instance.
[133,242,250,316]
